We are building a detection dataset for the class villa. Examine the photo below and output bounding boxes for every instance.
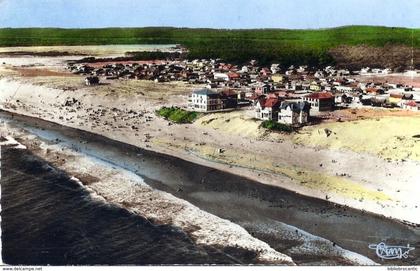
[188,88,223,112]
[302,92,334,111]
[278,101,311,125]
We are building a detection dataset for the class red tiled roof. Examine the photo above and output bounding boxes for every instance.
[273,91,288,97]
[305,92,334,100]
[366,87,379,93]
[228,72,240,79]
[263,97,280,108]
[405,101,417,107]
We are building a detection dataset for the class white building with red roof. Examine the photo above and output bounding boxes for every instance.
[255,97,281,121]
[402,100,420,111]
[302,91,335,111]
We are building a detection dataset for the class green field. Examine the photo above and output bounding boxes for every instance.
[1,26,419,66]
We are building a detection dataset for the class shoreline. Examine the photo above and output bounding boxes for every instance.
[2,108,419,228]
[2,119,384,265]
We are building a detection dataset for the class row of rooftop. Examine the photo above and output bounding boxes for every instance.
[69,58,418,87]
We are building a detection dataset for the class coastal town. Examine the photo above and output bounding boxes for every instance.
[1,44,420,267]
[70,59,420,127]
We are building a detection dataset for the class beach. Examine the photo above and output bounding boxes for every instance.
[1,48,419,265]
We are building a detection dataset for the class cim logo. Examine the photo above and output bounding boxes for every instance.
[369,242,415,260]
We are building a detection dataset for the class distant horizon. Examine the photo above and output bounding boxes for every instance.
[0,25,418,31]
[0,0,419,29]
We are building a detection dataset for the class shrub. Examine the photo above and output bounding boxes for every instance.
[156,107,198,123]
[261,120,293,133]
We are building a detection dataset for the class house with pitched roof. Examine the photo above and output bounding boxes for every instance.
[402,100,420,111]
[302,92,335,111]
[365,87,385,95]
[388,93,404,107]
[255,97,281,120]
[213,73,229,82]
[278,101,311,125]
[254,83,273,95]
[85,76,99,86]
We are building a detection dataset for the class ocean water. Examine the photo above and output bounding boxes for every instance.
[0,146,249,265]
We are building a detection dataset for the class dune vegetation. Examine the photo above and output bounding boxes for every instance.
[156,106,198,123]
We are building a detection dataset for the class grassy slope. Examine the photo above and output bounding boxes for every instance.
[1,26,419,65]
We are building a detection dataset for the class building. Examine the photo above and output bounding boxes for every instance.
[302,92,334,111]
[278,101,311,125]
[255,97,281,120]
[335,93,353,104]
[365,87,385,95]
[388,93,403,107]
[402,101,420,111]
[271,74,283,83]
[219,89,238,109]
[188,88,223,112]
[254,83,273,95]
[309,81,321,91]
[85,76,99,86]
[371,96,387,107]
[227,72,241,81]
[213,73,229,81]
